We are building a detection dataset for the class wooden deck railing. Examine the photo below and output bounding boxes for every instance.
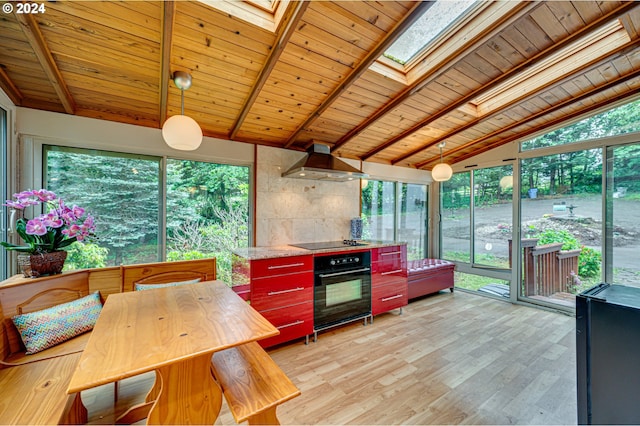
[510,239,581,297]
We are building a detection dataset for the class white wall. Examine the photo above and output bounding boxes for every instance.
[15,108,254,166]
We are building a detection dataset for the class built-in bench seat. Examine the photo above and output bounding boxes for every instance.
[407,258,455,299]
[0,271,92,425]
[211,341,301,425]
[0,258,218,425]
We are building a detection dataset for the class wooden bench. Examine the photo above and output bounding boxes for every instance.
[407,259,455,299]
[211,341,300,425]
[0,271,91,425]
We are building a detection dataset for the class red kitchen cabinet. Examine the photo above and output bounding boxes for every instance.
[371,245,408,317]
[232,254,314,347]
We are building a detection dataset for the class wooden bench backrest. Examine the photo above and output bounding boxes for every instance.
[0,271,90,361]
[122,258,216,292]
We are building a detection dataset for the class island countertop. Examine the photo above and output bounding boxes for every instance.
[232,241,406,260]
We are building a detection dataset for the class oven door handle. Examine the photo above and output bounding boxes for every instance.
[318,267,370,278]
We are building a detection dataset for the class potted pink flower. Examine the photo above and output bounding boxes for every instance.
[1,189,97,277]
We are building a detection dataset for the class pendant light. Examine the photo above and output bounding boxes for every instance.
[431,142,453,182]
[162,71,203,151]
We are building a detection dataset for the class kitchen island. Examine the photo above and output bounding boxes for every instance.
[232,241,407,347]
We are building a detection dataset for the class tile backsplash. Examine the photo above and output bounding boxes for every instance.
[256,146,360,246]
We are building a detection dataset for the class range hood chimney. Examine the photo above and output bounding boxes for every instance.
[281,143,368,182]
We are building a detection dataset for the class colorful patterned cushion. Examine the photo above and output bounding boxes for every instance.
[12,292,102,355]
[135,277,201,291]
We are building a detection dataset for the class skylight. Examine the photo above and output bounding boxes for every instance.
[384,0,476,65]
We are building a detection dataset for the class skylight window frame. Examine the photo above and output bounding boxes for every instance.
[383,1,484,73]
[198,0,289,33]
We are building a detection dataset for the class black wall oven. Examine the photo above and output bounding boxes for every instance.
[313,251,371,338]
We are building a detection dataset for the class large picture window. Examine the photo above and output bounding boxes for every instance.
[43,146,251,282]
[45,146,161,267]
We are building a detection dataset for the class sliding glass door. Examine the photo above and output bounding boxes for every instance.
[519,149,603,308]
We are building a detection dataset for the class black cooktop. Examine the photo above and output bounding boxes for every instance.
[290,240,369,250]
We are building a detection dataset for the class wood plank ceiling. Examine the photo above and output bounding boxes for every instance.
[1,1,639,171]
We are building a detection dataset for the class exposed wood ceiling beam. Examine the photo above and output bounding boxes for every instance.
[230,1,310,139]
[372,1,640,163]
[159,1,175,127]
[14,12,75,114]
[282,1,434,149]
[397,39,640,167]
[417,67,640,169]
[330,1,536,154]
[0,66,23,106]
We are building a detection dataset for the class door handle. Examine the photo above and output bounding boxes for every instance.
[319,267,370,278]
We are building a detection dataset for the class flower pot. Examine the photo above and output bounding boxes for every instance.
[18,251,67,278]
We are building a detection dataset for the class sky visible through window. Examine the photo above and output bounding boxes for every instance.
[385,0,476,65]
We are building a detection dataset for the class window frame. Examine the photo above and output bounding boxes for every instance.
[22,135,255,269]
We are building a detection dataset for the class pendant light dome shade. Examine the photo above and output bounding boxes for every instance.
[432,141,453,182]
[431,162,453,181]
[162,71,202,151]
[162,114,203,151]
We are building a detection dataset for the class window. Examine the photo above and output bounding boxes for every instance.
[522,99,640,151]
[441,166,513,297]
[441,172,471,263]
[400,183,427,260]
[384,0,475,65]
[43,146,252,282]
[166,159,250,283]
[45,146,161,267]
[520,149,603,308]
[362,180,396,241]
[362,180,428,260]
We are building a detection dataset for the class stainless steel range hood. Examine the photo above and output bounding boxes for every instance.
[281,143,368,182]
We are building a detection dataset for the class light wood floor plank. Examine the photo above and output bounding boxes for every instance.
[82,291,577,425]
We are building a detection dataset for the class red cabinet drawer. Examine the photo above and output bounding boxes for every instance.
[258,301,314,348]
[251,273,313,311]
[372,280,408,316]
[371,245,406,263]
[372,262,407,287]
[251,255,313,278]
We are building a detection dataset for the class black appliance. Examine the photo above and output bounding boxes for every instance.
[313,251,371,339]
[576,283,640,425]
[290,240,369,250]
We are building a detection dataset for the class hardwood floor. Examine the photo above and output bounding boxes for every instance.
[82,290,577,425]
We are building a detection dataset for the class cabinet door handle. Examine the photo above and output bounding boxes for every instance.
[381,294,404,302]
[380,251,402,256]
[277,320,304,329]
[381,269,403,275]
[268,287,305,296]
[268,262,305,270]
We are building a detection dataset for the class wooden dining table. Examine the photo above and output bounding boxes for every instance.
[67,280,279,425]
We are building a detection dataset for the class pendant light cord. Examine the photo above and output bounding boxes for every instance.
[180,88,185,115]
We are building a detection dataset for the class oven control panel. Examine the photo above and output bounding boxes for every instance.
[315,251,371,273]
[330,256,360,266]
